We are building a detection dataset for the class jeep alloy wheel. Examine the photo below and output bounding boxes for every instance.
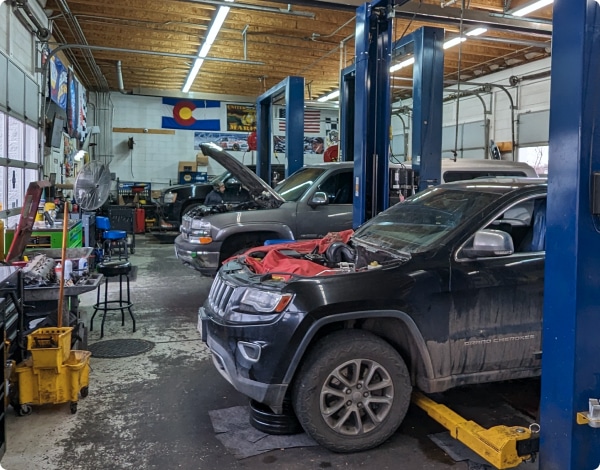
[292,330,412,452]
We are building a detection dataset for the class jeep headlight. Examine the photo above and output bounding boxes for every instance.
[187,219,213,244]
[240,289,293,313]
[163,192,177,204]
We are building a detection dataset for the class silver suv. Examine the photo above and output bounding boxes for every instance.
[174,143,537,276]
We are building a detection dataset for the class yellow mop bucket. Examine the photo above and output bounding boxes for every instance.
[14,350,91,415]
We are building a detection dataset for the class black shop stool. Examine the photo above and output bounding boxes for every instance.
[90,260,136,339]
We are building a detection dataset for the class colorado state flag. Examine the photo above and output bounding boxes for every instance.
[162,98,222,131]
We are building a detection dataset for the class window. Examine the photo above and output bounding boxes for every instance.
[317,171,353,204]
[1,111,39,228]
[460,196,547,257]
[518,146,548,176]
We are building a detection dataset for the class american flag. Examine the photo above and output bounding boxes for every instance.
[278,109,321,134]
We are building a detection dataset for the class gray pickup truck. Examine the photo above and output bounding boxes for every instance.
[174,143,537,276]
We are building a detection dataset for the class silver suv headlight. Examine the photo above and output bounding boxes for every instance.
[184,219,213,244]
[163,192,177,204]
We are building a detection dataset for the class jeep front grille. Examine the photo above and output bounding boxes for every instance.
[208,275,234,317]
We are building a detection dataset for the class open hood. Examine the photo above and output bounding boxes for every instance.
[200,143,285,207]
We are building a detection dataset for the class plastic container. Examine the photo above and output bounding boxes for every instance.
[55,262,62,280]
[78,257,88,274]
[26,327,73,369]
[64,259,73,281]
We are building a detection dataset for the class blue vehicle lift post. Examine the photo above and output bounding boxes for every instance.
[352,0,443,226]
[540,1,600,468]
[340,64,356,162]
[256,76,304,183]
[393,27,444,192]
[353,0,392,227]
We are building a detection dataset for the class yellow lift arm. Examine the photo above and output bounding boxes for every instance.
[412,391,539,469]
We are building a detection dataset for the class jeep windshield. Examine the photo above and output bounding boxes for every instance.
[274,167,327,201]
[353,187,499,253]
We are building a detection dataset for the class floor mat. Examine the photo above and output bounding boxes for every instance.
[209,406,318,459]
[105,265,138,282]
[429,432,493,469]
[88,338,154,358]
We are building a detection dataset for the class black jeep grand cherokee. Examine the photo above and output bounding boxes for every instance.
[199,178,547,453]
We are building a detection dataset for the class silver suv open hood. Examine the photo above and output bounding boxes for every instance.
[200,143,285,207]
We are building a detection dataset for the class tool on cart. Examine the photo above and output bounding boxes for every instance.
[21,254,55,287]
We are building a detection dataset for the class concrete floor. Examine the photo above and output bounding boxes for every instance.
[1,236,541,470]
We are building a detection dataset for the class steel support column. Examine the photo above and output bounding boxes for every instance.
[353,0,392,227]
[256,77,304,183]
[540,1,600,468]
[411,28,444,191]
[340,64,356,162]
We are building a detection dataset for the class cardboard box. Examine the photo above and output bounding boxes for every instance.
[196,153,209,166]
[151,190,161,199]
[178,161,197,172]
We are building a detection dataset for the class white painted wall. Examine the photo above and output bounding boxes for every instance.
[105,93,339,190]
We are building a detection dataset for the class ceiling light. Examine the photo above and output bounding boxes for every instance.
[524,51,543,59]
[505,58,523,66]
[182,1,233,93]
[443,37,467,49]
[511,0,553,17]
[317,90,340,102]
[389,57,415,73]
[466,27,487,37]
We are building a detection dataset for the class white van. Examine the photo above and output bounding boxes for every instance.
[389,159,538,203]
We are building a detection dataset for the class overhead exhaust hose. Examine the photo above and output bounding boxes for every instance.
[116,60,130,94]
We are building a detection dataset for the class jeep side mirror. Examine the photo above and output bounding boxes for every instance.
[463,229,514,258]
[309,192,329,208]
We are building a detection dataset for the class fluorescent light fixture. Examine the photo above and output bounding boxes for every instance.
[389,56,415,73]
[466,27,488,36]
[182,1,233,93]
[318,90,340,102]
[74,150,86,162]
[443,37,467,49]
[512,0,553,17]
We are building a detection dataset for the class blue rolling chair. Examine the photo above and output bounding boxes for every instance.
[96,216,128,261]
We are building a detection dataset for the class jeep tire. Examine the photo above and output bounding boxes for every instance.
[292,330,412,453]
